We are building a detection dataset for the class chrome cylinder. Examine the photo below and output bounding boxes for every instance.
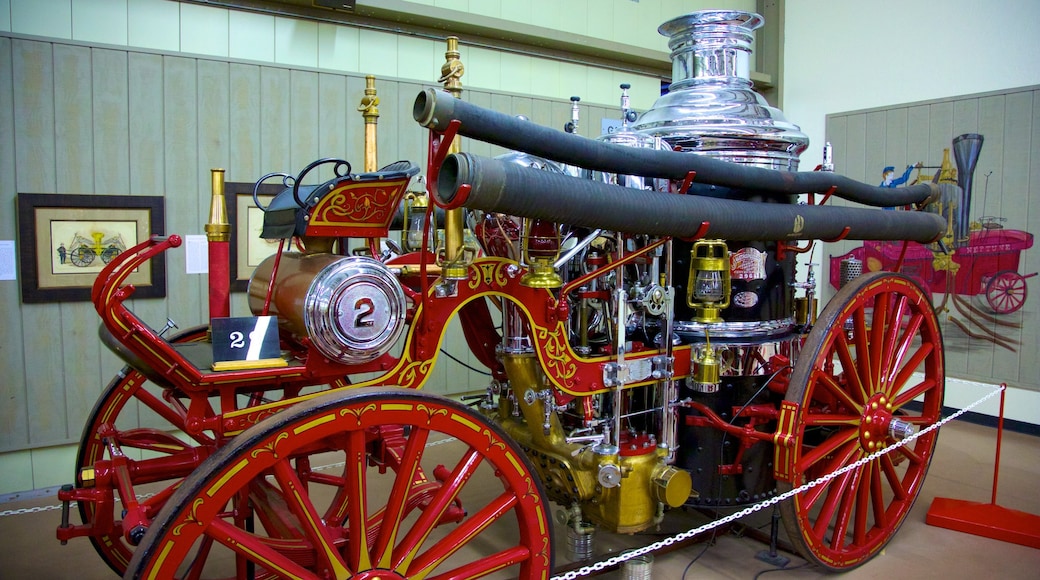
[632,10,808,171]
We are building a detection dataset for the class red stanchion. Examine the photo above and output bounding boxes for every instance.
[925,383,1040,548]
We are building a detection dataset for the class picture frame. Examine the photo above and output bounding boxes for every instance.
[227,181,284,292]
[17,193,166,303]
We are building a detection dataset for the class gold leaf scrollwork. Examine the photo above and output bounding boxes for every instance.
[250,432,289,460]
[415,403,449,425]
[536,322,577,381]
[338,403,378,424]
[172,497,206,537]
[399,359,432,389]
[480,428,507,452]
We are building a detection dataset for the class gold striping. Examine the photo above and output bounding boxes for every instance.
[207,458,250,497]
[147,541,177,580]
[293,413,336,435]
[450,413,480,432]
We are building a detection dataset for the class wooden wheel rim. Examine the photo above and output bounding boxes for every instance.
[126,387,553,579]
[779,272,945,570]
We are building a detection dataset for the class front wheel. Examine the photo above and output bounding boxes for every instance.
[125,387,553,579]
[778,272,944,571]
[984,270,1027,314]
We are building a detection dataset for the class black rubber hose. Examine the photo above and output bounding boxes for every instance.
[437,153,947,243]
[414,88,939,208]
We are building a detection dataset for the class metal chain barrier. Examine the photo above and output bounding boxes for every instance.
[550,382,1005,580]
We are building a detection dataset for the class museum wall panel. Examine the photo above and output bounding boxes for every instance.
[825,86,1039,396]
[0,33,617,480]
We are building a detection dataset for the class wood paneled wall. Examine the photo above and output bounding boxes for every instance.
[824,86,1040,393]
[0,35,623,453]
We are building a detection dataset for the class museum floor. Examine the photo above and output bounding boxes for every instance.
[1,418,1037,579]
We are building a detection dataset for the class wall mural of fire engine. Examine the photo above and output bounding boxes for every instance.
[826,90,1040,392]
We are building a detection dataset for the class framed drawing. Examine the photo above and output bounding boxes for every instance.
[228,181,284,292]
[17,193,166,303]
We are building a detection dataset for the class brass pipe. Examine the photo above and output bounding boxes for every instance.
[205,168,231,319]
[205,168,230,243]
[358,75,380,173]
[439,36,467,280]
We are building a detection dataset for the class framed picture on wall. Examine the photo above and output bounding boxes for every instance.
[16,193,166,303]
[228,181,284,292]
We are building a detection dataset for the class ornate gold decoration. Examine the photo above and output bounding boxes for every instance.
[338,403,378,424]
[172,497,206,537]
[249,432,289,460]
[415,403,450,425]
[536,322,578,382]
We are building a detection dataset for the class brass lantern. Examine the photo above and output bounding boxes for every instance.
[686,240,730,324]
[519,218,563,288]
[401,177,437,253]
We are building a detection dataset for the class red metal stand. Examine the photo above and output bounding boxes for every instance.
[926,384,1040,549]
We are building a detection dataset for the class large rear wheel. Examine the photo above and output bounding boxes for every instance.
[779,272,944,570]
[125,387,553,579]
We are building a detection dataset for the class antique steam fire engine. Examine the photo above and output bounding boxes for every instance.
[58,10,948,579]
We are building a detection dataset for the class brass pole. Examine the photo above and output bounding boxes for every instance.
[205,168,231,319]
[439,36,467,280]
[206,168,230,243]
[358,75,380,173]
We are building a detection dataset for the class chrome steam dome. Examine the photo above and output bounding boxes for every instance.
[632,10,808,171]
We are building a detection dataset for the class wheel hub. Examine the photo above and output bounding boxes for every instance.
[859,392,895,451]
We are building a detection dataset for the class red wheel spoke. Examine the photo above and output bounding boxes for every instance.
[829,464,865,550]
[878,295,909,393]
[884,311,923,391]
[796,427,858,474]
[891,376,938,411]
[272,460,355,577]
[889,346,934,404]
[870,460,888,530]
[409,491,520,577]
[373,426,431,568]
[392,448,483,572]
[867,291,892,389]
[426,545,532,580]
[815,371,862,414]
[801,439,860,509]
[132,386,191,432]
[901,412,939,426]
[812,465,856,540]
[183,534,213,580]
[207,517,319,579]
[879,455,909,500]
[116,428,193,455]
[342,429,373,572]
[893,443,924,465]
[835,332,868,405]
[853,461,872,546]
[249,478,305,539]
[804,414,860,427]
[852,308,872,393]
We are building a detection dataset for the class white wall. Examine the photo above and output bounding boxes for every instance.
[783,0,1040,424]
[784,0,1040,169]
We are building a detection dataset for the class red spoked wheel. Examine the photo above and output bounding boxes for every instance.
[75,327,344,575]
[984,270,1027,314]
[779,272,945,571]
[125,387,553,580]
[75,325,211,574]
